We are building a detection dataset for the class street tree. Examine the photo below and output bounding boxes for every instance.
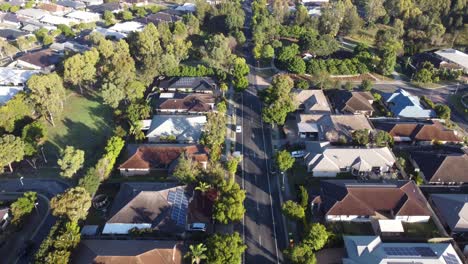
[276,150,295,172]
[226,157,240,178]
[0,134,25,173]
[435,104,451,120]
[361,79,373,91]
[261,75,296,125]
[282,200,305,220]
[201,112,226,161]
[206,232,246,264]
[299,186,309,209]
[50,187,91,222]
[214,181,246,224]
[284,244,317,264]
[57,146,85,178]
[303,223,330,251]
[27,73,66,127]
[185,243,207,264]
[10,191,37,226]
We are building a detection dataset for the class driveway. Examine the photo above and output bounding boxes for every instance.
[316,248,346,264]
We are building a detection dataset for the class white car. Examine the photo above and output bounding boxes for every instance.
[291,150,306,158]
[235,125,242,133]
[186,222,207,232]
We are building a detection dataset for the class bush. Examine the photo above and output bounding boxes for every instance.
[296,79,309,89]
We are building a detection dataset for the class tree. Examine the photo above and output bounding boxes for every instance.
[413,68,434,83]
[226,157,240,178]
[204,34,233,70]
[341,5,363,36]
[312,71,331,89]
[352,129,370,146]
[206,232,246,264]
[282,200,305,220]
[57,24,75,38]
[276,150,294,172]
[299,186,309,209]
[78,168,101,195]
[50,187,91,222]
[0,92,33,133]
[185,243,207,264]
[201,112,226,161]
[27,73,66,126]
[0,134,25,173]
[120,10,133,21]
[287,57,306,74]
[435,104,451,120]
[361,79,373,91]
[296,79,309,90]
[63,48,99,94]
[173,152,199,184]
[195,182,211,194]
[22,121,47,169]
[365,0,387,25]
[214,181,246,224]
[262,44,274,60]
[303,223,330,251]
[284,244,317,264]
[373,130,394,147]
[261,75,296,125]
[103,10,115,26]
[57,146,85,178]
[344,81,354,90]
[10,192,37,226]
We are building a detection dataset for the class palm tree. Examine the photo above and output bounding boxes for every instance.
[185,243,207,264]
[195,182,211,194]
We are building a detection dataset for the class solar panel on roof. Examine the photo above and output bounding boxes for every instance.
[384,247,436,257]
[443,253,461,264]
[169,187,189,226]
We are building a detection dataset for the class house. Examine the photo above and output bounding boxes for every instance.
[73,240,184,264]
[138,11,182,25]
[409,150,468,184]
[93,27,127,40]
[81,0,104,6]
[145,115,207,143]
[102,183,192,234]
[87,2,122,13]
[0,12,21,28]
[16,8,50,20]
[313,180,431,223]
[0,67,39,104]
[40,14,79,26]
[0,29,29,41]
[0,207,9,230]
[434,48,468,74]
[38,3,71,15]
[175,3,196,13]
[109,21,144,33]
[373,120,461,144]
[66,10,101,23]
[296,114,373,142]
[119,144,208,176]
[294,89,331,114]
[343,236,462,264]
[431,194,468,234]
[120,0,148,7]
[154,93,216,114]
[383,89,436,119]
[13,49,62,73]
[327,90,374,115]
[158,77,217,94]
[305,142,396,177]
[56,0,87,10]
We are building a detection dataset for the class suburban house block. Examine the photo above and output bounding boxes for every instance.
[103,183,192,234]
[0,68,39,104]
[434,48,468,74]
[409,150,468,184]
[343,236,462,264]
[138,11,182,25]
[65,10,101,23]
[383,89,436,119]
[294,89,331,114]
[154,93,216,114]
[0,28,29,42]
[56,0,87,10]
[327,90,374,115]
[158,77,217,94]
[119,144,208,176]
[313,180,431,223]
[12,49,62,73]
[296,114,373,142]
[430,194,468,235]
[373,120,461,144]
[72,240,184,264]
[305,142,396,177]
[87,2,122,13]
[145,115,207,143]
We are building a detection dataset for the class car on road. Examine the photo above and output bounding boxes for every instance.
[186,222,207,232]
[291,150,306,158]
[236,125,242,133]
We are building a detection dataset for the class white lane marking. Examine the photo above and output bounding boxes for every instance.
[259,235,262,246]
[241,92,245,264]
[256,201,259,211]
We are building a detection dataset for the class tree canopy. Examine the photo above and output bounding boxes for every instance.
[213,180,246,224]
[50,187,91,222]
[276,150,295,172]
[57,146,85,178]
[206,232,247,264]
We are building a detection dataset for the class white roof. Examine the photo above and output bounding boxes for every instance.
[0,68,39,85]
[146,115,207,142]
[435,49,468,70]
[307,143,395,172]
[140,119,152,130]
[294,89,331,113]
[159,93,175,99]
[16,8,50,19]
[175,3,196,12]
[378,220,404,233]
[109,21,144,33]
[298,122,318,133]
[0,86,23,104]
[40,14,78,26]
[66,10,100,21]
[93,27,127,39]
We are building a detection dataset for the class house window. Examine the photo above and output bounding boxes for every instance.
[340,167,347,172]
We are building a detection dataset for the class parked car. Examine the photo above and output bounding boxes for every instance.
[291,150,306,158]
[186,222,207,232]
[236,125,242,133]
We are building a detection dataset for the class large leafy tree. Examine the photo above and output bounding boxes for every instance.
[303,223,330,251]
[373,130,394,147]
[10,191,37,226]
[276,150,294,172]
[0,134,25,172]
[57,146,85,178]
[63,48,99,94]
[22,121,47,168]
[27,73,66,127]
[201,112,226,161]
[206,232,246,264]
[284,243,317,264]
[352,129,370,146]
[50,187,91,222]
[261,75,296,125]
[282,200,305,220]
[213,181,246,224]
[0,92,33,133]
[173,152,199,184]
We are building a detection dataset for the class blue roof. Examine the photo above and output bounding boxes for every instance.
[383,89,435,118]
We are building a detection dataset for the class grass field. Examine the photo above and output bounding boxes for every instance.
[42,92,114,169]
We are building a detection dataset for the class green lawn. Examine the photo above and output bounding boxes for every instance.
[42,93,114,168]
[402,220,441,239]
